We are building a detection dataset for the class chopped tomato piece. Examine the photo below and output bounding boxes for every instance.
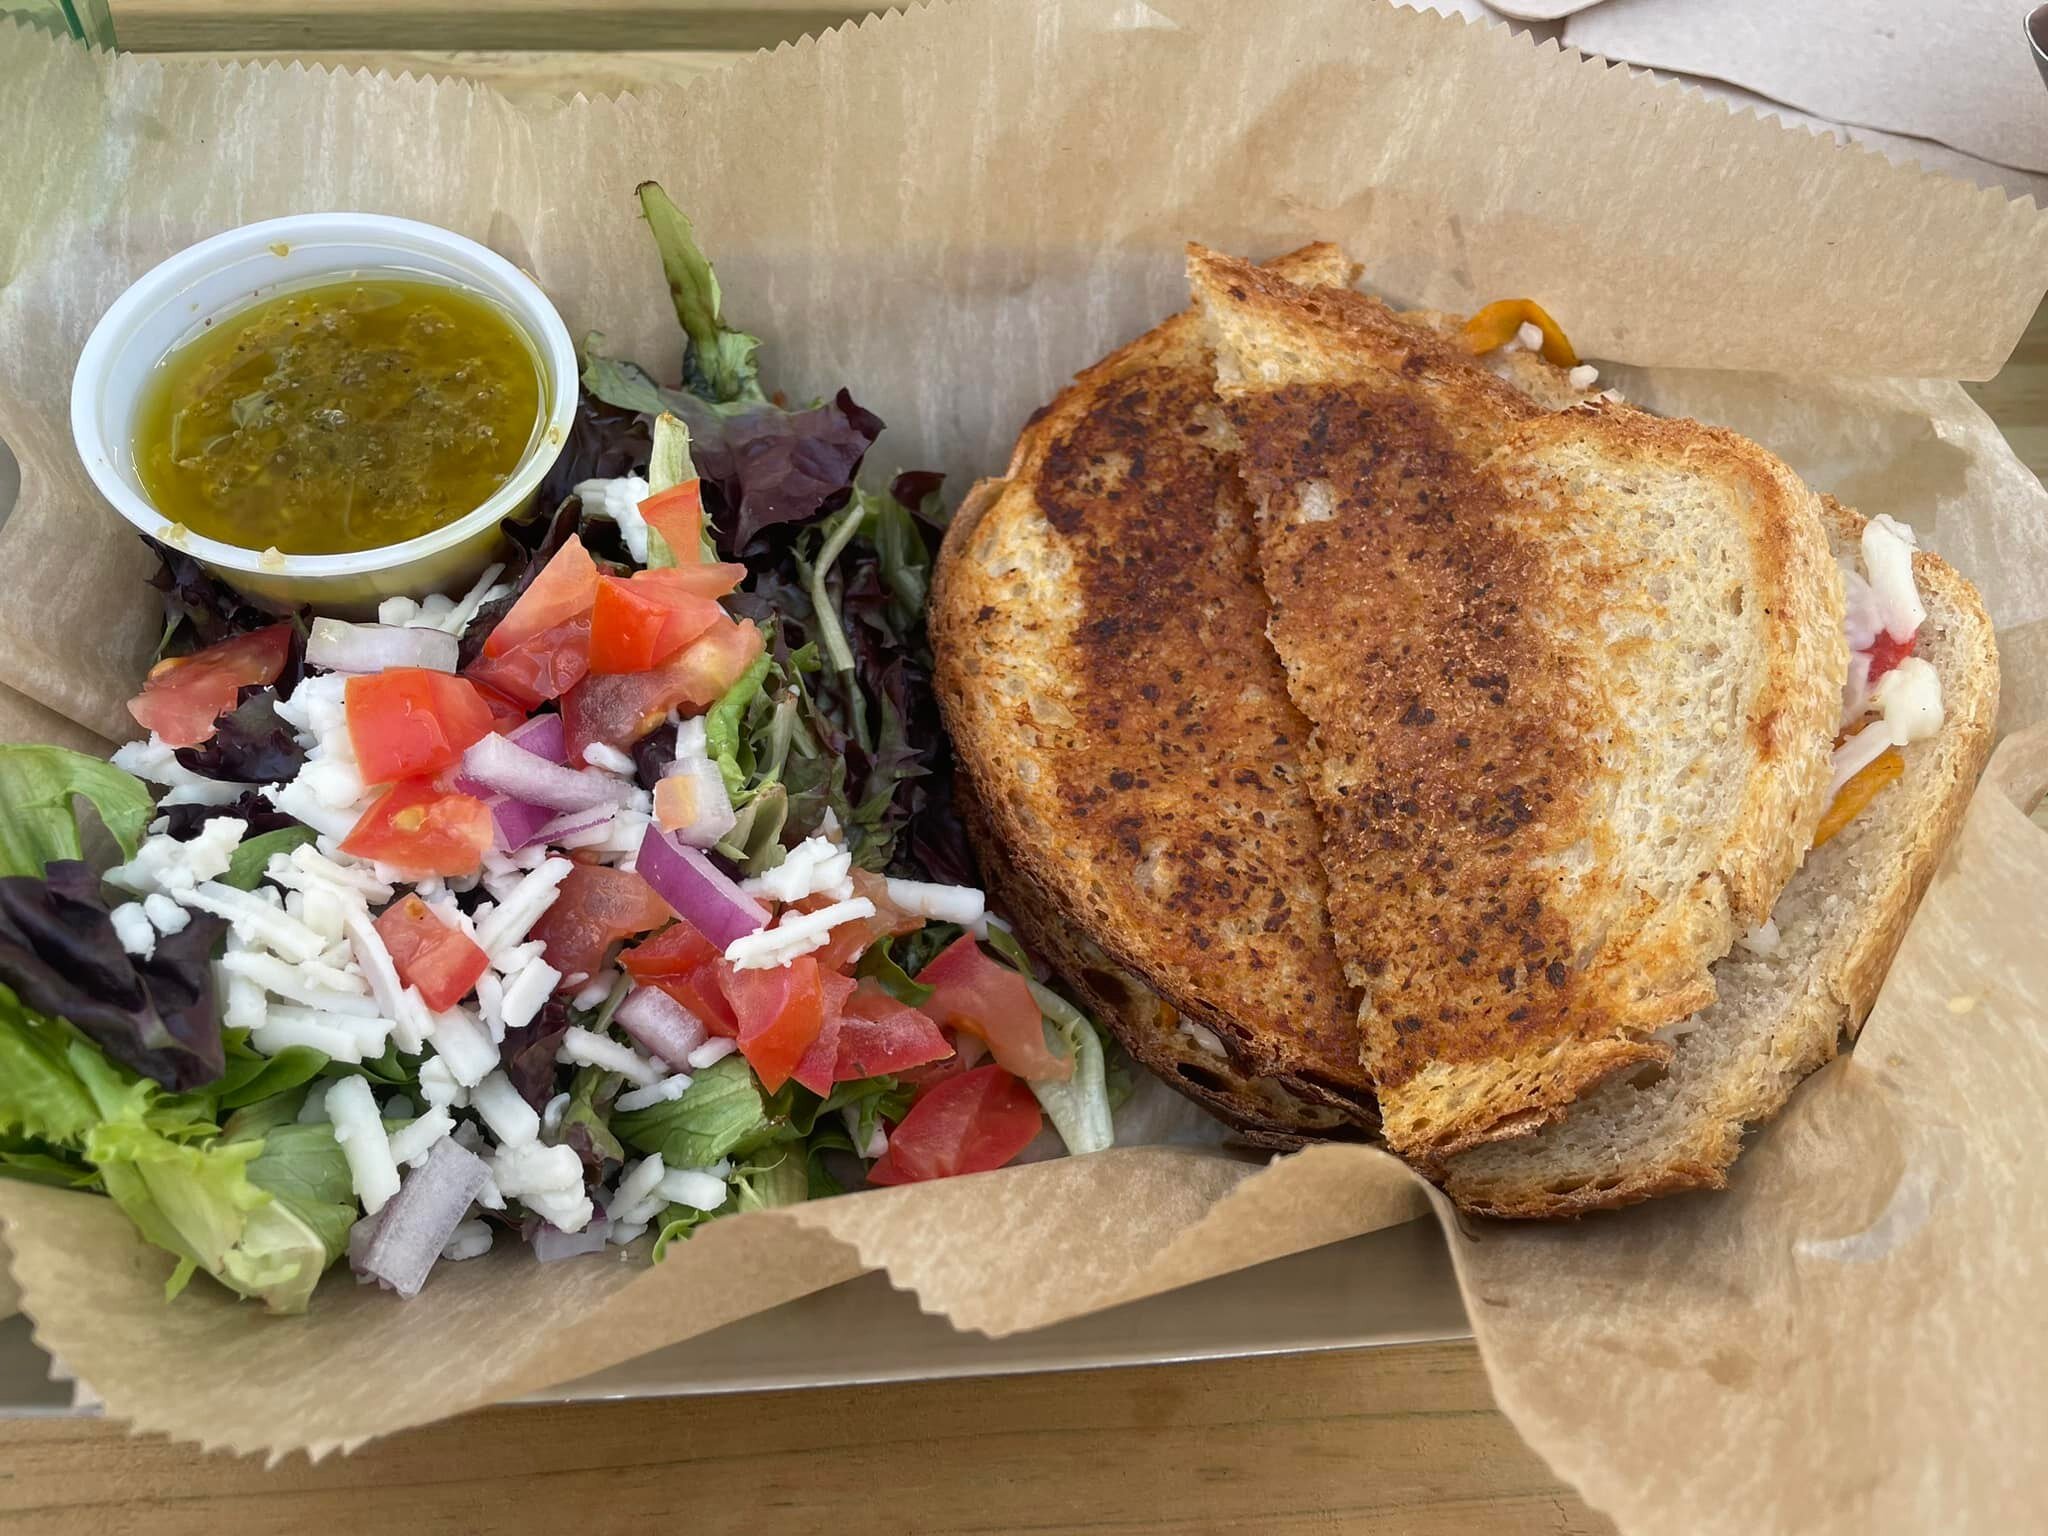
[589,576,674,675]
[345,669,495,785]
[639,480,704,563]
[791,973,857,1096]
[833,980,952,1082]
[866,1065,1042,1185]
[469,681,530,732]
[127,623,294,748]
[719,956,825,1095]
[340,780,492,878]
[482,538,598,659]
[635,562,746,601]
[529,865,674,986]
[590,574,726,675]
[630,570,731,651]
[916,935,1070,1082]
[464,613,590,710]
[620,919,738,1034]
[561,615,764,758]
[374,894,489,1012]
[811,869,925,972]
[1866,630,1915,682]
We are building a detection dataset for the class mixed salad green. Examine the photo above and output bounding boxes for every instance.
[0,185,1122,1312]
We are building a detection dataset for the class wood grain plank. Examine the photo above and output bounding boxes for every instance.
[113,0,872,53]
[170,48,735,101]
[0,1344,1618,1536]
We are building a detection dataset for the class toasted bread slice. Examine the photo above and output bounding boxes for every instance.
[964,780,1368,1148]
[1437,501,1997,1214]
[931,244,1381,1139]
[1190,245,1849,1161]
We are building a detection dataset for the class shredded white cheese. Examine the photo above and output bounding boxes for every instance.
[473,857,572,959]
[471,1071,542,1149]
[724,897,876,971]
[741,836,854,904]
[559,1026,664,1087]
[686,1036,739,1070]
[615,1073,694,1113]
[492,1142,592,1232]
[326,1076,401,1216]
[442,1219,494,1261]
[656,1165,730,1213]
[427,1004,500,1088]
[1873,655,1944,744]
[109,901,156,959]
[882,877,984,928]
[499,955,561,1035]
[386,1107,456,1168]
[572,475,652,564]
[582,742,638,776]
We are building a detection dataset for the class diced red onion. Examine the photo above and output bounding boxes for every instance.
[490,796,556,852]
[615,985,709,1068]
[354,1139,491,1299]
[527,805,615,849]
[462,731,625,812]
[307,617,459,674]
[507,712,567,764]
[347,1208,386,1281]
[635,826,769,949]
[531,1215,611,1262]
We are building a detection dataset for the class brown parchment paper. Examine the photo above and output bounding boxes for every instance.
[1,3,2047,1526]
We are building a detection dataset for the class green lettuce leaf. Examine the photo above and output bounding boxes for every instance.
[729,1148,808,1213]
[649,1197,731,1260]
[0,1146,101,1196]
[219,825,317,892]
[853,936,933,1006]
[556,1063,624,1181]
[580,349,676,418]
[69,1043,335,1313]
[647,411,697,499]
[0,746,153,878]
[704,651,773,797]
[234,1121,360,1263]
[211,1029,328,1112]
[982,928,1114,1156]
[819,1074,912,1151]
[614,1053,787,1169]
[1021,978,1114,1156]
[636,181,763,405]
[0,996,99,1143]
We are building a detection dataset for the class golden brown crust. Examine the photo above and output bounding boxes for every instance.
[1437,497,1997,1216]
[1189,245,1846,1160]
[964,783,1372,1146]
[931,245,1380,1138]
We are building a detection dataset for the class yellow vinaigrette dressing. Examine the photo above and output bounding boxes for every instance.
[134,276,544,557]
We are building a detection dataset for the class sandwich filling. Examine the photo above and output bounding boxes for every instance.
[1831,513,1943,795]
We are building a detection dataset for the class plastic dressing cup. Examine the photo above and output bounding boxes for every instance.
[70,212,578,611]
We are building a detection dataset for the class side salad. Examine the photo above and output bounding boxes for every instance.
[0,186,1119,1313]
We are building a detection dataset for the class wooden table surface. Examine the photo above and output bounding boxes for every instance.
[3,14,2043,1534]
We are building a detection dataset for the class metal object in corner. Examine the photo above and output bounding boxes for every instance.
[2031,4,2048,90]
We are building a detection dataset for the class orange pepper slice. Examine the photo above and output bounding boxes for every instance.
[1463,298,1580,369]
[1813,748,1903,849]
